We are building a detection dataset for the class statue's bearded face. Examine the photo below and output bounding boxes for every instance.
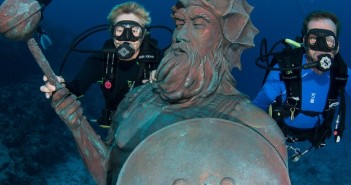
[171,5,222,58]
[154,6,226,105]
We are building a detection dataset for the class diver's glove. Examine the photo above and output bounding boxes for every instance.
[40,75,66,99]
[150,70,157,82]
[142,69,157,84]
[51,87,83,129]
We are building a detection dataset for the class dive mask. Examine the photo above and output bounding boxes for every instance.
[112,20,145,42]
[304,28,338,52]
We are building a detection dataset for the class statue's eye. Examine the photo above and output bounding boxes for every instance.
[174,19,185,29]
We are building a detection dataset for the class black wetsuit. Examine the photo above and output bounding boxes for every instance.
[66,38,161,125]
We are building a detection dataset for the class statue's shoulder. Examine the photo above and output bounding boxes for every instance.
[227,95,276,126]
[221,94,285,154]
[215,93,279,132]
[117,84,154,111]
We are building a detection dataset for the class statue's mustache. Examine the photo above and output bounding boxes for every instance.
[169,42,189,55]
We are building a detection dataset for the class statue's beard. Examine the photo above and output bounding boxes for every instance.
[153,41,236,107]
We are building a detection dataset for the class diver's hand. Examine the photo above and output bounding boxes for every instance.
[142,70,157,84]
[149,70,157,82]
[40,75,66,99]
[51,88,83,129]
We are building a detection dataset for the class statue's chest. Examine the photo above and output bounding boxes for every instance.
[115,89,244,150]
[116,103,204,149]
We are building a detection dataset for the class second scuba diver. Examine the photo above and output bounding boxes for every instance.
[253,10,351,159]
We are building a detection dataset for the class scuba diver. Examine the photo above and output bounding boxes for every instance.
[40,2,162,128]
[253,10,350,161]
[36,0,53,50]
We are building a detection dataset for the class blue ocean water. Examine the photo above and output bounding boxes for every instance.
[0,0,350,184]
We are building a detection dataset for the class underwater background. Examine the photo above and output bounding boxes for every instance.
[0,0,350,184]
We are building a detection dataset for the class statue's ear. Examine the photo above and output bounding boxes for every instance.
[176,0,259,70]
[224,18,258,70]
[220,1,258,70]
[222,13,250,43]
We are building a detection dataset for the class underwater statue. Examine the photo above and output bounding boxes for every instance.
[0,0,291,184]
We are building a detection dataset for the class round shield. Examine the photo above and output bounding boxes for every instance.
[117,118,290,185]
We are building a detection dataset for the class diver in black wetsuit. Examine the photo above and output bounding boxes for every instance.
[40,2,161,128]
